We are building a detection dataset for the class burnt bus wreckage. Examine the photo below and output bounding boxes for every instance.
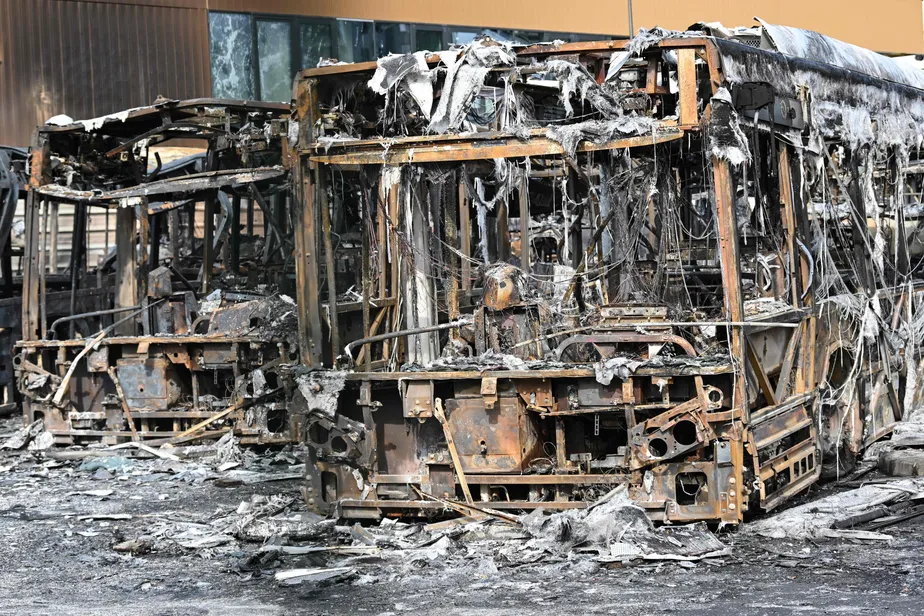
[11,21,924,526]
[15,99,302,445]
[290,20,924,525]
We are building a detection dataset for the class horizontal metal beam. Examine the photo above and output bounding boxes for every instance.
[310,130,684,166]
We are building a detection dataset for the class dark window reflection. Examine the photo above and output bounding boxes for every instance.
[257,20,291,102]
[376,22,412,56]
[301,22,333,68]
[416,28,443,51]
[338,20,374,62]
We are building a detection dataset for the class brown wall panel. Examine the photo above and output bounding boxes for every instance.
[0,0,211,146]
[632,0,923,55]
[209,0,923,53]
[209,0,627,35]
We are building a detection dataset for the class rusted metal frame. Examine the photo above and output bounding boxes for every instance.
[138,202,152,335]
[712,158,748,419]
[294,77,324,368]
[318,167,340,364]
[308,121,677,156]
[458,181,472,291]
[644,57,659,94]
[411,487,520,522]
[432,398,474,504]
[340,499,588,511]
[18,334,271,348]
[360,174,373,373]
[555,418,570,469]
[202,196,215,294]
[38,199,48,340]
[103,122,227,159]
[230,194,241,273]
[310,131,684,166]
[385,179,401,363]
[38,99,288,135]
[554,332,698,360]
[445,171,461,343]
[48,202,59,275]
[562,199,621,304]
[677,48,699,127]
[518,171,530,272]
[50,305,140,339]
[124,150,153,335]
[297,38,700,80]
[107,366,140,442]
[778,147,805,309]
[788,148,818,393]
[702,40,725,96]
[846,151,875,296]
[376,179,388,300]
[774,321,805,403]
[344,364,735,381]
[694,375,710,413]
[354,307,389,366]
[746,340,778,407]
[496,194,510,263]
[344,320,467,362]
[115,205,137,336]
[375,473,625,485]
[50,301,164,406]
[756,426,819,491]
[248,183,290,262]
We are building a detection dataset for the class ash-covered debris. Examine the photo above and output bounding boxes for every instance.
[520,487,728,561]
[206,293,299,342]
[0,419,52,451]
[546,117,656,158]
[746,478,924,541]
[429,39,516,134]
[707,87,750,166]
[543,60,625,119]
[293,371,348,419]
[593,357,644,385]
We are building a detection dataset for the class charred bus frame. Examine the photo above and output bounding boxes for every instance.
[15,99,302,446]
[289,26,924,524]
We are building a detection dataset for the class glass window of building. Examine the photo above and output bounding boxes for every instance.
[375,22,412,56]
[209,12,254,100]
[338,20,374,63]
[301,21,334,69]
[451,29,480,45]
[257,20,292,102]
[415,27,443,51]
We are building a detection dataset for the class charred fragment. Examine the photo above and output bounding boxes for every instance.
[290,23,924,525]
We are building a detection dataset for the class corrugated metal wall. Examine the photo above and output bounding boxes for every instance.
[0,0,212,147]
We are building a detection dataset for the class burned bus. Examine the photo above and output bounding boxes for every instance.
[15,99,300,446]
[287,20,924,525]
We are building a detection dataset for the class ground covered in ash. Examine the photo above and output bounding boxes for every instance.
[0,415,922,616]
